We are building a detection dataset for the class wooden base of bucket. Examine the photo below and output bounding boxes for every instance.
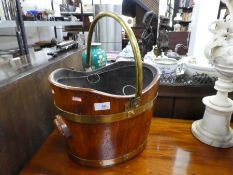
[67,140,147,168]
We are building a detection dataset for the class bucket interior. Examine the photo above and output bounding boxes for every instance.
[52,62,158,96]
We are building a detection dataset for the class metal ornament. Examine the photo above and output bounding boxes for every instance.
[55,95,157,124]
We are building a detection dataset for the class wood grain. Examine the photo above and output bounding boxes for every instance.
[20,118,233,175]
[49,63,160,166]
[154,84,233,120]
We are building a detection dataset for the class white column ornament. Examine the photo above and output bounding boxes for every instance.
[191,0,233,148]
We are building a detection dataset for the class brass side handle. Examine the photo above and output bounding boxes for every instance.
[54,115,71,138]
[85,11,143,99]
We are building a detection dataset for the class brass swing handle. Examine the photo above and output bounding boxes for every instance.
[85,11,143,98]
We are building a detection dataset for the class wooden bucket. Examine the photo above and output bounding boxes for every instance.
[49,12,160,167]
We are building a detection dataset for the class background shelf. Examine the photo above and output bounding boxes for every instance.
[0,20,83,28]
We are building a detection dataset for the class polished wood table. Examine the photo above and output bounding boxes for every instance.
[20,118,233,175]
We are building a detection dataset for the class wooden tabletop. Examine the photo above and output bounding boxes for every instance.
[20,118,233,175]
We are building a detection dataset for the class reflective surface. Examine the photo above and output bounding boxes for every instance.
[0,47,83,88]
[20,118,233,175]
[0,48,84,175]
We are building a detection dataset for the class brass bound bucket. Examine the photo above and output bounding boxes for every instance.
[49,12,160,167]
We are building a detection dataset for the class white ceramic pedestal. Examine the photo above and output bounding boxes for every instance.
[190,0,233,148]
[192,78,233,148]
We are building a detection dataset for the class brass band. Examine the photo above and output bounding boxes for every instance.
[68,140,147,167]
[86,12,143,98]
[55,94,157,124]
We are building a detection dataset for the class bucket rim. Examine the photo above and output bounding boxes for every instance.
[48,61,160,99]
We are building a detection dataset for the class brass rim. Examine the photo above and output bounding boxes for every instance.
[68,140,147,167]
[55,94,157,124]
[86,12,143,98]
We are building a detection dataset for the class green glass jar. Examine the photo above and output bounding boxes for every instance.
[82,43,107,70]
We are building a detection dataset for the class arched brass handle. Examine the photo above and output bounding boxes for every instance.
[86,11,143,98]
[54,115,71,138]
